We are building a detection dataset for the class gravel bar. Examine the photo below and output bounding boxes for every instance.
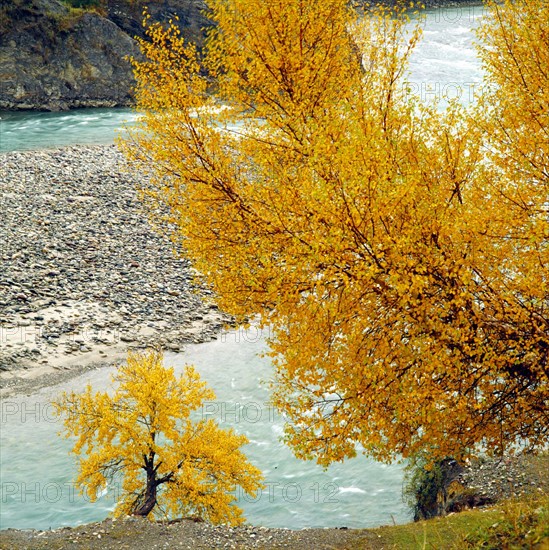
[0,145,231,396]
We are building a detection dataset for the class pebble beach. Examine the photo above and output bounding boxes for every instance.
[0,145,230,396]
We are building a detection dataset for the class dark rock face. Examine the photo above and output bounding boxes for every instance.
[106,0,208,46]
[0,0,208,111]
[1,0,136,110]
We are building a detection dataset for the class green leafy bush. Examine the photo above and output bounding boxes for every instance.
[403,455,464,521]
[60,0,103,10]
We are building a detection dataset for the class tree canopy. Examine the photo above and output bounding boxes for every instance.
[121,0,549,465]
[55,350,263,523]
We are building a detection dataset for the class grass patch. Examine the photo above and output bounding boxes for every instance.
[360,508,503,549]
[59,0,107,17]
[463,496,549,549]
[346,495,549,549]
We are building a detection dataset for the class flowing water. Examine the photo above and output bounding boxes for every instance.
[1,4,484,531]
[0,329,408,530]
[0,108,137,154]
[407,4,484,105]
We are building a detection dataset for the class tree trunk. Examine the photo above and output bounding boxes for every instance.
[132,470,158,517]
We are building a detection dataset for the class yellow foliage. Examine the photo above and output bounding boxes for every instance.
[120,0,549,466]
[54,349,263,523]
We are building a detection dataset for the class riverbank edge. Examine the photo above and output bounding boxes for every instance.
[1,468,547,550]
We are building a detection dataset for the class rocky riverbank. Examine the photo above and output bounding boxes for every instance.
[0,145,231,397]
[0,518,370,550]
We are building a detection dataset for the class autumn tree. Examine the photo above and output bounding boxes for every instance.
[54,350,263,523]
[472,0,549,371]
[120,0,548,465]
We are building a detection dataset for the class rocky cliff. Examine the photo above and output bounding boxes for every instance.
[0,0,478,111]
[0,0,208,111]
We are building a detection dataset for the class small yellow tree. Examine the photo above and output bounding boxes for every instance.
[54,350,263,523]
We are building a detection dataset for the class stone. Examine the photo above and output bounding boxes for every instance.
[0,0,210,111]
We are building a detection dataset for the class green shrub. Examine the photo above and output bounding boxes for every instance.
[60,0,103,10]
[403,455,464,521]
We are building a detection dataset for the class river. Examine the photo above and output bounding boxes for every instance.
[0,4,484,531]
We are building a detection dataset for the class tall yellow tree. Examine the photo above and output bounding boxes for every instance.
[121,0,548,465]
[55,350,263,523]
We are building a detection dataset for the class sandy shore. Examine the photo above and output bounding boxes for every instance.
[0,145,231,397]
